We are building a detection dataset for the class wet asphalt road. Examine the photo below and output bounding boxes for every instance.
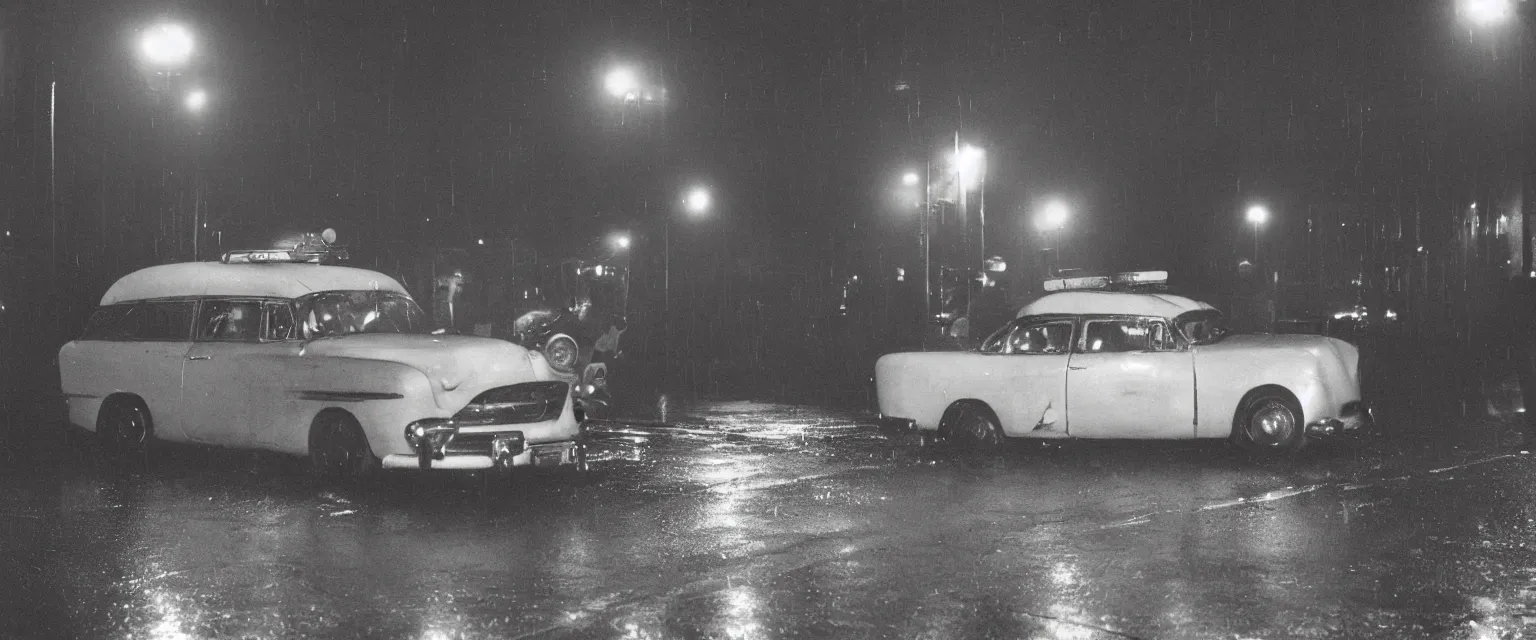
[3,402,1536,639]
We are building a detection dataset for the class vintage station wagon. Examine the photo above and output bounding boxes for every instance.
[58,236,585,478]
[875,272,1372,455]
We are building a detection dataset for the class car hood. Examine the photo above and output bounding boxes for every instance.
[302,333,544,410]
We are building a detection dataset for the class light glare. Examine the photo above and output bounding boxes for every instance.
[185,89,207,112]
[1038,200,1070,231]
[605,67,640,99]
[953,145,986,189]
[610,233,631,250]
[1246,205,1270,226]
[140,23,194,67]
[1463,0,1514,26]
[901,172,920,186]
[684,187,711,215]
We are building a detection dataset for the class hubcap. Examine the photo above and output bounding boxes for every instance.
[1248,401,1296,447]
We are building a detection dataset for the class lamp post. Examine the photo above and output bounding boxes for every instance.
[1246,205,1269,261]
[1460,0,1533,276]
[657,186,711,367]
[136,21,199,261]
[952,141,985,339]
[1036,199,1070,277]
[898,168,933,342]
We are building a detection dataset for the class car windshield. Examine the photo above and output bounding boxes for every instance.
[296,291,431,338]
[978,319,1020,353]
[1176,310,1228,345]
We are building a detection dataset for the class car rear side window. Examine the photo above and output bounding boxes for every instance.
[196,300,264,342]
[1081,319,1171,353]
[81,305,135,340]
[1005,321,1074,354]
[139,301,196,341]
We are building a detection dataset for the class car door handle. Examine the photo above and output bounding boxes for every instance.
[1069,365,1087,370]
[187,355,212,361]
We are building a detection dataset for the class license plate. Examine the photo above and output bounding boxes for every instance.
[533,448,566,467]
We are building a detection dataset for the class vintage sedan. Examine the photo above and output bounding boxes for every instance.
[58,238,586,479]
[875,273,1372,454]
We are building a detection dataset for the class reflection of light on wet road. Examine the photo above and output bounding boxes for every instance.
[1042,603,1100,640]
[1050,560,1077,587]
[722,585,763,640]
[146,588,195,640]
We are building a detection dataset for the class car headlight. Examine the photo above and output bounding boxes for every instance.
[544,335,578,373]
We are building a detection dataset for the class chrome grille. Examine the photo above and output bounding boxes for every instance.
[452,381,567,426]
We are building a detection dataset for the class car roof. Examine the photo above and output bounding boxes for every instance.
[1016,290,1215,319]
[100,262,410,306]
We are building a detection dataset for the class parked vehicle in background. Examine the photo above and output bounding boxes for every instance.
[415,248,626,420]
[875,271,1373,456]
[57,231,587,480]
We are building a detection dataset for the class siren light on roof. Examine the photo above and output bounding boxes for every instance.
[221,228,349,264]
[1043,271,1168,293]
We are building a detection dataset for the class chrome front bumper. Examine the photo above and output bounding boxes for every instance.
[387,435,582,471]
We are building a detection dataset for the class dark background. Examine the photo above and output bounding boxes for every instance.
[0,0,1528,409]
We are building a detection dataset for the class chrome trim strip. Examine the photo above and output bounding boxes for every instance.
[296,390,405,402]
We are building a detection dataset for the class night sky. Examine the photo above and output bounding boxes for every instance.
[3,0,1528,299]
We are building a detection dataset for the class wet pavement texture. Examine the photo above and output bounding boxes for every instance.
[3,403,1536,639]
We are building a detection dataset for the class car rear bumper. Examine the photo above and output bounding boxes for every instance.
[876,414,917,433]
[1305,401,1373,438]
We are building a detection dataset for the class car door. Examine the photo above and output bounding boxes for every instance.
[982,317,1075,438]
[1065,316,1196,439]
[182,298,272,446]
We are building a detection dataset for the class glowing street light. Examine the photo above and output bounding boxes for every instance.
[184,89,207,112]
[604,67,641,101]
[609,232,631,251]
[953,144,986,190]
[139,22,194,68]
[901,171,920,187]
[684,186,711,216]
[1461,0,1515,26]
[1036,199,1071,277]
[1245,204,1269,260]
[1037,200,1070,232]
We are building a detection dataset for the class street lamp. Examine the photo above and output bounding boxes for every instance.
[1246,204,1269,260]
[604,67,640,101]
[609,232,631,251]
[684,186,711,217]
[1036,200,1070,277]
[1462,0,1515,26]
[184,89,207,112]
[1038,200,1070,232]
[140,22,194,68]
[901,171,920,187]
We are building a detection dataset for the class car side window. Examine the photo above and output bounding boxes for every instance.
[81,305,135,340]
[196,300,263,342]
[140,301,195,341]
[264,302,296,341]
[1081,319,1173,353]
[1005,321,1074,354]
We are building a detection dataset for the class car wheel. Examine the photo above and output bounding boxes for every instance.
[1234,393,1304,455]
[949,404,1003,451]
[308,413,379,482]
[97,399,153,462]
